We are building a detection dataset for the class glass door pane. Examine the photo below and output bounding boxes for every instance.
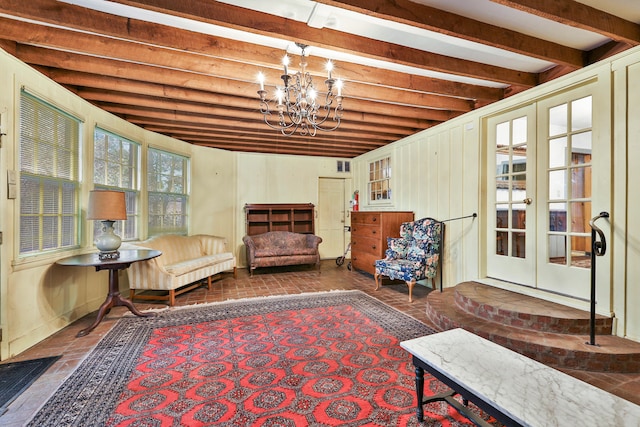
[546,96,592,268]
[486,104,536,286]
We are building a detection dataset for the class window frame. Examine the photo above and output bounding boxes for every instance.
[368,156,392,205]
[93,127,141,241]
[146,147,190,236]
[18,89,82,257]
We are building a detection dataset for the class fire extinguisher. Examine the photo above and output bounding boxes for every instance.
[353,190,359,212]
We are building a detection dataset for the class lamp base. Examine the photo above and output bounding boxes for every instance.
[98,250,121,260]
[95,219,123,256]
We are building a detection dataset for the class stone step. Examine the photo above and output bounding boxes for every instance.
[425,282,640,373]
[453,281,613,335]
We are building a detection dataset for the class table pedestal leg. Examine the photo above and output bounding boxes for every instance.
[77,267,156,337]
[415,365,425,422]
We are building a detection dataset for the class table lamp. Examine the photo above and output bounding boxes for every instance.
[87,190,127,260]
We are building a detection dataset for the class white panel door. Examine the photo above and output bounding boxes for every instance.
[318,178,346,259]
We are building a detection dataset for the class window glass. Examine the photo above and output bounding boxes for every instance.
[147,148,189,236]
[368,156,391,202]
[19,90,81,255]
[93,128,140,240]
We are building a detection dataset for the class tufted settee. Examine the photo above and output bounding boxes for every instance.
[127,234,236,306]
[242,231,322,276]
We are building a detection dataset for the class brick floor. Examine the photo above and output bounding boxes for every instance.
[1,260,638,425]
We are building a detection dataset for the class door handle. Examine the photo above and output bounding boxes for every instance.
[523,197,533,205]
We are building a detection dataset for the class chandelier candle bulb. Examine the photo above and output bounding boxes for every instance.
[282,54,289,75]
[258,72,264,91]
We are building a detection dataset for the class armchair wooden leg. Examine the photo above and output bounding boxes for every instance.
[374,271,381,291]
[207,276,213,291]
[406,280,416,303]
[233,266,237,279]
[169,290,175,307]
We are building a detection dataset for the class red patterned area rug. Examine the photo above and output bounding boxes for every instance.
[28,291,498,426]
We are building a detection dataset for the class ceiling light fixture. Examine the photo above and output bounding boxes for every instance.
[257,43,344,136]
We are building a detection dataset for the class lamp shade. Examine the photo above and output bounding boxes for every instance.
[87,190,127,220]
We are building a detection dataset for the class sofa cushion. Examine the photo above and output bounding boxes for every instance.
[138,234,204,266]
[165,253,233,276]
[254,247,318,258]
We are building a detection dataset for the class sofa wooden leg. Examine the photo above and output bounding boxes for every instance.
[406,280,416,303]
[169,290,175,307]
[129,289,135,301]
[207,276,213,291]
[233,266,237,279]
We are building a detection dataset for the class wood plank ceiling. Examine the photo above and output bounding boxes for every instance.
[0,0,638,157]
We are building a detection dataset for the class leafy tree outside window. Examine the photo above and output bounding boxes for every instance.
[147,148,189,236]
[93,128,140,240]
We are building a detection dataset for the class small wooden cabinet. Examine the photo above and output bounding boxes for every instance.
[350,211,414,275]
[245,203,315,236]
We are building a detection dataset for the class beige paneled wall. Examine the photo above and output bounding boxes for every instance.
[190,145,237,240]
[352,118,481,289]
[0,49,209,358]
[350,46,640,341]
[613,54,640,341]
[234,153,351,264]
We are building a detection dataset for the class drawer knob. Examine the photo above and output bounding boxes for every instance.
[372,245,377,250]
[372,230,377,234]
[372,217,377,222]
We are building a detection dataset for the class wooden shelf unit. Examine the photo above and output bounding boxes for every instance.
[244,203,315,236]
[350,211,414,275]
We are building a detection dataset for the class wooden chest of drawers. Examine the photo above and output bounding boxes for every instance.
[350,211,414,275]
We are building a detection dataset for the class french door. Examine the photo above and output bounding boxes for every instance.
[487,105,536,286]
[487,83,600,300]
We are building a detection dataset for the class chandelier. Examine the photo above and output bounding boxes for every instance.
[257,43,344,136]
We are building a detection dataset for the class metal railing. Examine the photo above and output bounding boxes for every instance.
[587,211,609,346]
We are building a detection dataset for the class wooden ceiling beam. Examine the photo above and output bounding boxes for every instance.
[175,136,373,157]
[101,105,416,138]
[109,0,538,87]
[0,0,506,101]
[188,135,373,154]
[490,0,640,45]
[75,87,437,131]
[37,68,457,122]
[316,0,583,69]
[137,121,398,145]
[14,44,465,115]
[90,99,424,136]
[191,141,361,157]
[0,16,472,111]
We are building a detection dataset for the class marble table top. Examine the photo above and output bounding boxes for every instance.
[401,328,640,427]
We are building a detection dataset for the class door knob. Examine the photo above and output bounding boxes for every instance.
[523,197,533,205]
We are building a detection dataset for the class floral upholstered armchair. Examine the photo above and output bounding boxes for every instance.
[374,217,444,302]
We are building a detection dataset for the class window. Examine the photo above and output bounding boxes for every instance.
[147,148,189,236]
[19,90,81,255]
[93,128,140,240]
[368,157,391,202]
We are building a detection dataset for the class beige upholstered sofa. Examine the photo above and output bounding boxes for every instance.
[242,231,322,276]
[127,234,236,306]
